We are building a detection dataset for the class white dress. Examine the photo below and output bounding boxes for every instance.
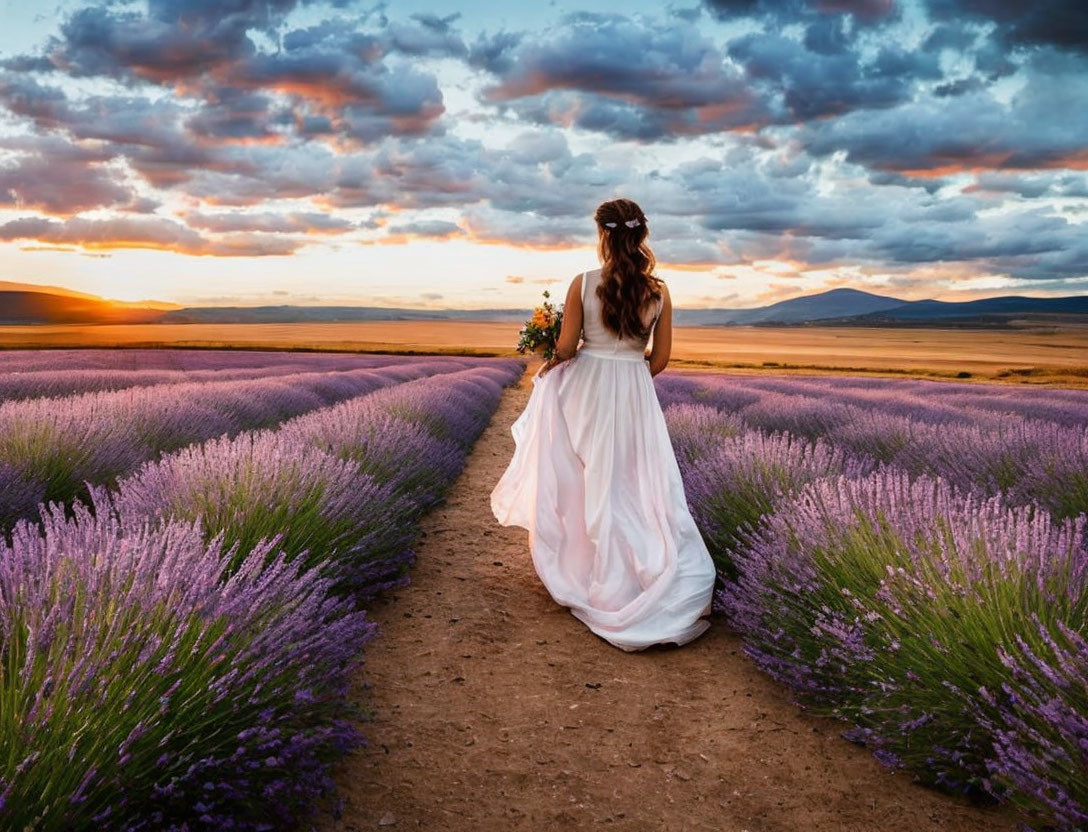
[490,268,716,652]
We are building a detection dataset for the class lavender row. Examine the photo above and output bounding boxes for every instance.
[0,364,329,402]
[657,371,1088,428]
[0,495,374,831]
[712,371,1088,409]
[667,403,876,580]
[0,360,524,831]
[0,353,447,403]
[656,372,1088,519]
[720,471,1088,831]
[775,373,1088,427]
[791,372,1088,409]
[0,359,480,528]
[0,348,413,374]
[118,361,524,601]
[661,377,1088,831]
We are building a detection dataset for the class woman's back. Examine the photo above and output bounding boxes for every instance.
[579,268,664,358]
[491,196,714,652]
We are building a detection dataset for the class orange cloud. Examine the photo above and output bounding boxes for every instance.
[181,210,355,235]
[891,149,1088,179]
[0,216,302,256]
[657,259,728,272]
[751,281,803,303]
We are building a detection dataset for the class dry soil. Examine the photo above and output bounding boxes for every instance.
[314,368,1020,832]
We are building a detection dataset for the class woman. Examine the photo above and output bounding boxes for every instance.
[490,197,716,652]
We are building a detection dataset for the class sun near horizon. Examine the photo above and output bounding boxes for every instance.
[0,1,1085,311]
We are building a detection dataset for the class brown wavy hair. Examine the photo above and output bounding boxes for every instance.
[593,198,663,341]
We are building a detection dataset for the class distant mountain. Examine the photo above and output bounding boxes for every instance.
[0,281,178,311]
[675,289,1088,327]
[852,294,1088,322]
[718,287,906,325]
[0,280,110,301]
[2,280,1086,328]
[669,287,958,326]
[0,289,169,325]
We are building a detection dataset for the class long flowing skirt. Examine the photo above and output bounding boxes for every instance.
[490,350,716,652]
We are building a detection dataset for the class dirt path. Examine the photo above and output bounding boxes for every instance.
[317,369,1019,832]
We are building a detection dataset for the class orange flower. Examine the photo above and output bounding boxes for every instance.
[531,309,551,328]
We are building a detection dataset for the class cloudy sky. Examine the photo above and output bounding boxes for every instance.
[0,0,1086,309]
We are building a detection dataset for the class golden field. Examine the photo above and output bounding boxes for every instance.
[2,321,1087,386]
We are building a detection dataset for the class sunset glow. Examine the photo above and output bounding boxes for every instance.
[0,0,1085,308]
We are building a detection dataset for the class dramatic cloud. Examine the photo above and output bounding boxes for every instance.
[182,210,356,234]
[798,62,1088,175]
[704,0,898,25]
[383,219,463,238]
[927,1,1088,53]
[0,0,1083,295]
[726,30,941,121]
[0,215,302,255]
[0,136,135,214]
[2,1,454,150]
[473,14,769,139]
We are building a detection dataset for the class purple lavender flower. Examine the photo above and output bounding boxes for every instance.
[115,430,416,586]
[670,421,874,579]
[1010,424,1088,519]
[719,468,1087,798]
[0,489,375,831]
[975,617,1088,831]
[0,359,491,528]
[0,353,524,831]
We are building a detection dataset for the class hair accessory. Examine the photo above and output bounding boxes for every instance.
[603,222,617,228]
[602,218,642,229]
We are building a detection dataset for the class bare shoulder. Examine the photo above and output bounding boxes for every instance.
[565,272,584,305]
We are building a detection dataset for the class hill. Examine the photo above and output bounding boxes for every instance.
[725,287,905,324]
[0,281,179,310]
[2,280,1086,328]
[855,294,1088,324]
[0,289,169,325]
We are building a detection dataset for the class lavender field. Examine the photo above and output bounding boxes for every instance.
[657,372,1088,832]
[6,352,1088,831]
[0,349,523,830]
[0,351,497,528]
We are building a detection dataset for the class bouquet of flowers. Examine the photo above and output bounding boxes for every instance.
[516,289,563,361]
